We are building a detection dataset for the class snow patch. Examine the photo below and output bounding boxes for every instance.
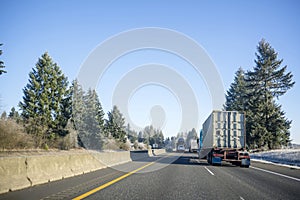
[251,149,300,168]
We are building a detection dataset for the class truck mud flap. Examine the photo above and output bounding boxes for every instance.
[241,159,250,167]
[212,157,222,165]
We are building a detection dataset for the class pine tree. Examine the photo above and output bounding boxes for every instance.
[70,79,85,147]
[224,67,248,111]
[106,105,126,142]
[138,131,143,142]
[126,123,138,143]
[155,130,164,148]
[70,81,105,149]
[0,44,6,75]
[224,67,253,146]
[81,89,104,149]
[8,107,21,123]
[225,40,295,149]
[186,128,198,147]
[142,125,165,147]
[245,39,295,149]
[19,52,70,147]
[91,90,105,133]
[70,80,84,130]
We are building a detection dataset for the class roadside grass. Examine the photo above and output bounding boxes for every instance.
[0,119,34,150]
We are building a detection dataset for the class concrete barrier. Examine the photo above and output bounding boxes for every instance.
[152,149,166,156]
[0,150,131,194]
[92,151,131,167]
[0,157,30,194]
[26,154,69,185]
[148,149,154,157]
[0,149,165,194]
[68,153,103,176]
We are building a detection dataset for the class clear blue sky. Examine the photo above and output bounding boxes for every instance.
[1,0,300,143]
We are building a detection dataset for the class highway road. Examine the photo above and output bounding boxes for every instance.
[0,152,299,200]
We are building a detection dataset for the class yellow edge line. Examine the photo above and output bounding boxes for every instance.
[72,161,155,200]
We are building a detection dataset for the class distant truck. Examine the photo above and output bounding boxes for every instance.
[198,111,250,167]
[176,137,185,152]
[189,139,198,153]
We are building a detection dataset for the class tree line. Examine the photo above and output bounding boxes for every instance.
[0,52,136,150]
[225,39,295,150]
[0,49,167,150]
[1,39,295,150]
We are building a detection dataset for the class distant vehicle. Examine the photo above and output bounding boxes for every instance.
[189,139,198,153]
[176,137,185,152]
[177,145,185,152]
[152,143,158,149]
[198,111,250,167]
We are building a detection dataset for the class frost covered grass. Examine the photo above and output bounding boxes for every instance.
[251,149,300,168]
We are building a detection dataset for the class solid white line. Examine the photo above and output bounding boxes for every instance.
[251,159,300,169]
[204,167,214,176]
[251,166,300,182]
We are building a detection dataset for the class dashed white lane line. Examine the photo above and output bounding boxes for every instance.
[239,196,245,200]
[204,167,214,176]
[251,166,300,182]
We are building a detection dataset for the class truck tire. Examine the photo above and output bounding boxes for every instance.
[207,152,212,164]
[207,152,210,164]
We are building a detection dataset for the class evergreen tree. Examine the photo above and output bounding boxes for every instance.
[8,107,21,123]
[54,85,72,137]
[0,44,6,75]
[154,130,164,148]
[91,90,105,133]
[164,137,171,149]
[225,40,294,149]
[224,67,253,146]
[224,67,248,111]
[142,125,165,147]
[19,52,70,147]
[245,40,294,149]
[81,89,104,149]
[70,80,84,130]
[106,105,126,142]
[70,79,85,147]
[126,123,138,143]
[186,128,198,147]
[70,81,105,149]
[249,39,294,98]
[138,131,143,142]
[143,125,155,138]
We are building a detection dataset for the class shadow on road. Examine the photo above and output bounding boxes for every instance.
[130,150,151,161]
[170,154,210,166]
[130,151,240,168]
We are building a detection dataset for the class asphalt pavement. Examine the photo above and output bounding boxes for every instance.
[0,152,299,200]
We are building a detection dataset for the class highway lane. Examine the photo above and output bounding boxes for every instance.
[0,152,299,200]
[82,153,299,200]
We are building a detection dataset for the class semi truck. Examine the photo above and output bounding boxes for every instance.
[189,139,198,153]
[198,111,250,167]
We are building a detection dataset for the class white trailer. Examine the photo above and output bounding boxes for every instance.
[198,111,250,167]
[189,139,198,153]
